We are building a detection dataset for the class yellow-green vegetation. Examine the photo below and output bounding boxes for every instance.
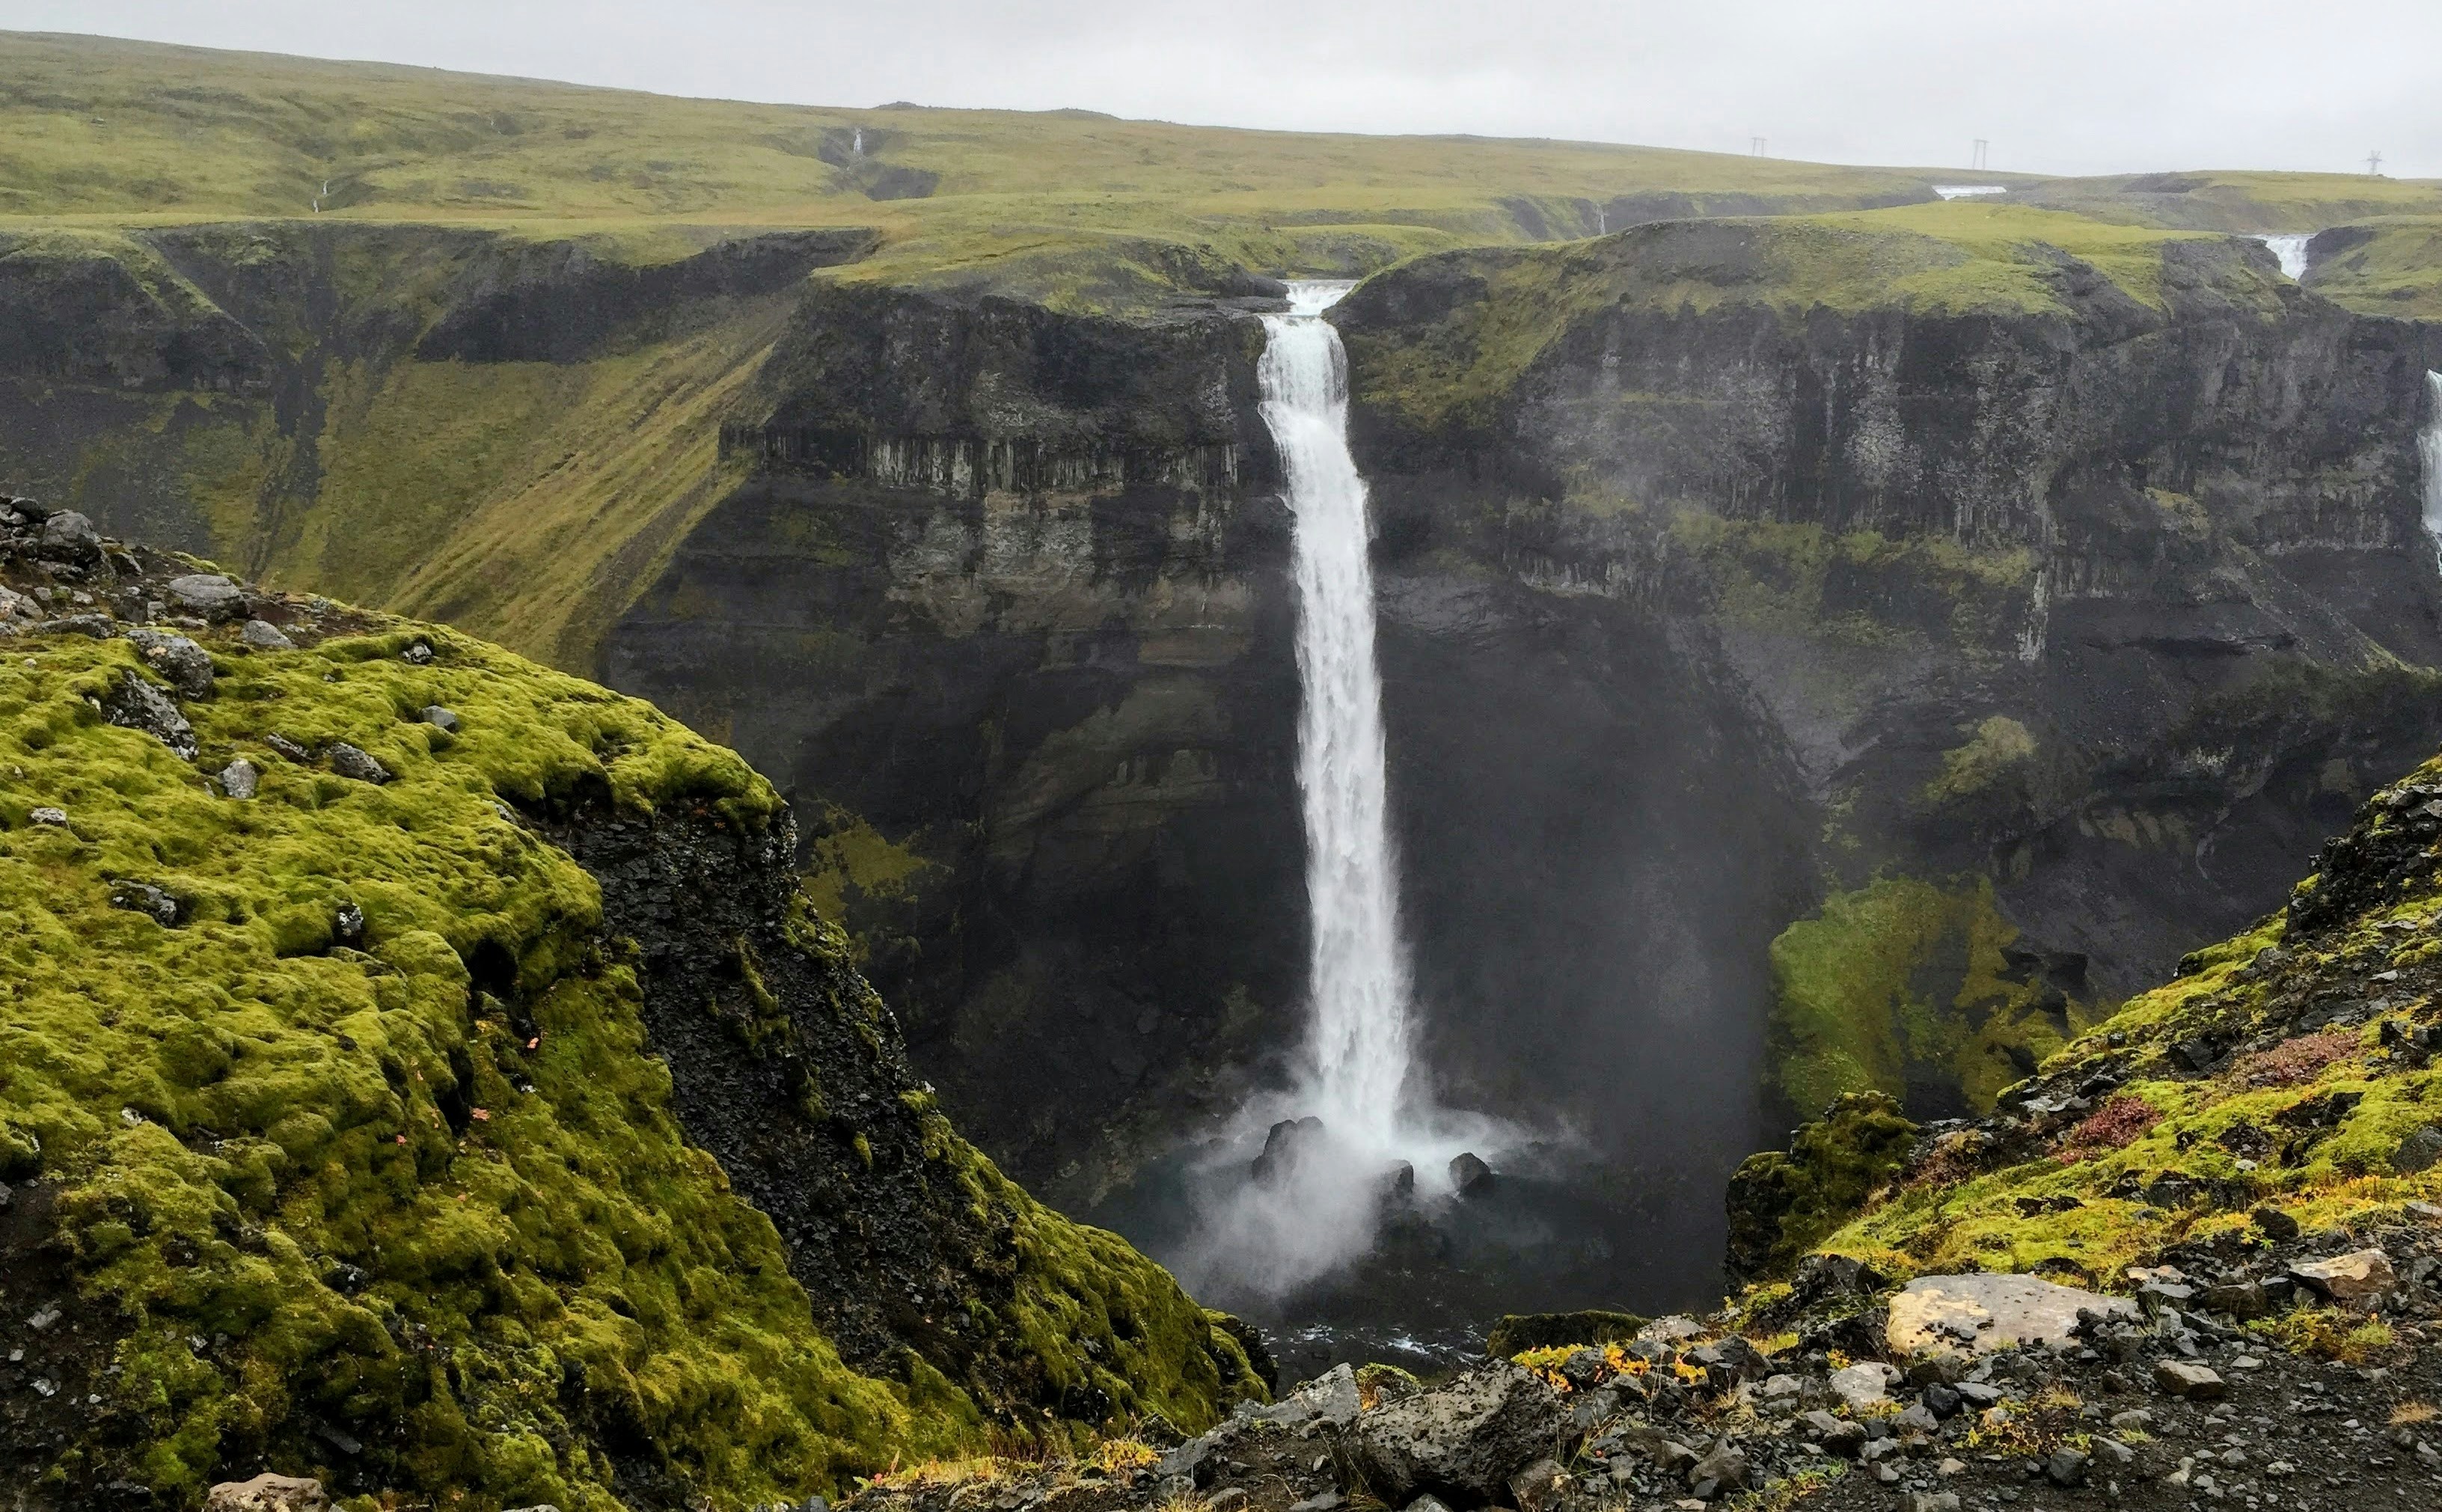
[1727,1092,1921,1280]
[1796,754,2442,1287]
[1341,205,2273,435]
[2017,170,2442,233]
[1921,717,2037,808]
[1669,513,2037,661]
[0,31,1941,278]
[0,605,1249,1505]
[1767,877,2101,1119]
[2304,218,2442,319]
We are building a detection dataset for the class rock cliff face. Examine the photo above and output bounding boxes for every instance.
[1333,219,2442,1160]
[602,284,1310,1202]
[15,206,2442,1313]
[599,217,2442,1306]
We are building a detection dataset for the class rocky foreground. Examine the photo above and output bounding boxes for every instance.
[839,1217,2442,1512]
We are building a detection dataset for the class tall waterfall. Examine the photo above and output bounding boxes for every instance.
[2423,372,2442,558]
[1261,281,1416,1148]
[1174,281,1502,1302]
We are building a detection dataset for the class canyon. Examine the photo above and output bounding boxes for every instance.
[7,34,2442,1329]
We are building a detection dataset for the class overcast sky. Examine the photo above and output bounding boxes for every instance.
[7,1,2439,179]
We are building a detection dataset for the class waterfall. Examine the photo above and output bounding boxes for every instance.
[1172,281,1504,1303]
[2423,372,2442,560]
[1261,281,1415,1148]
[2253,233,2313,280]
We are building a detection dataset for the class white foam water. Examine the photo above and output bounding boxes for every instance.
[1933,185,2007,200]
[2253,233,2314,281]
[1264,280,1416,1149]
[2423,372,2442,563]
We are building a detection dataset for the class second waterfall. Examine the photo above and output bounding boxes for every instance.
[1262,281,1416,1145]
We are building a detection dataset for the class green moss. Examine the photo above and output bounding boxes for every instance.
[1726,1092,1921,1281]
[0,604,1250,1505]
[1767,876,2099,1119]
[1484,1310,1650,1359]
[1921,717,2036,807]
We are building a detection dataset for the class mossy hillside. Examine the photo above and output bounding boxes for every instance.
[0,221,810,671]
[1337,204,2264,436]
[0,598,1248,1505]
[2013,169,2442,233]
[1766,876,2103,1123]
[1725,1091,1921,1282]
[1789,750,2442,1291]
[2303,217,2442,319]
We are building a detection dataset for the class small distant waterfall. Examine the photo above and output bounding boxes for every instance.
[1262,281,1416,1149]
[851,127,865,156]
[2254,233,2313,281]
[2423,371,2442,560]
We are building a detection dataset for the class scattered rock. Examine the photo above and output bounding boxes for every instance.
[1351,1362,1567,1505]
[1828,1361,1897,1410]
[335,903,366,949]
[1885,1273,2137,1356]
[108,881,180,926]
[2044,1446,2090,1487]
[0,584,39,622]
[38,510,100,563]
[204,1475,328,1512]
[28,806,67,827]
[43,611,114,637]
[2153,1360,2224,1399]
[221,757,260,800]
[2253,1206,2302,1242]
[1449,1151,1495,1197]
[2292,1247,2397,1303]
[240,619,295,650]
[1251,1115,1324,1182]
[101,670,197,759]
[1505,1457,1569,1512]
[1797,1410,1865,1457]
[1908,1494,1961,1512]
[403,640,435,665]
[327,742,391,784]
[1686,1440,1746,1498]
[126,627,214,699]
[422,704,460,733]
[166,573,245,620]
[266,732,310,762]
[2394,1125,2442,1173]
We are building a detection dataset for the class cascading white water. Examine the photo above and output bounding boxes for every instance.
[2253,233,2314,281]
[1262,281,1415,1148]
[2422,372,2442,560]
[1173,282,1501,1301]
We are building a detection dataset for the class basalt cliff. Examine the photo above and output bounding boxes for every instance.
[13,205,2442,1308]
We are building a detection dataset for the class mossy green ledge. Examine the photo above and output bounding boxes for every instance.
[0,515,1261,1509]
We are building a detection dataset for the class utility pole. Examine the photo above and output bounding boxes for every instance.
[1972,139,1989,171]
[1751,136,1766,157]
[2368,150,2385,176]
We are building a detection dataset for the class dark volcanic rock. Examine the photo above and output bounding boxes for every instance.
[1350,1362,1567,1505]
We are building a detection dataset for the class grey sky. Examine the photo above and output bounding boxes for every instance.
[7,0,2439,179]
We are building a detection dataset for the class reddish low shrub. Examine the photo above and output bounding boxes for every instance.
[2231,1030,2357,1088]
[2060,1094,2161,1160]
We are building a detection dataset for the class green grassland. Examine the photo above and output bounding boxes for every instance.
[1339,203,2282,435]
[2304,217,2442,319]
[0,601,1254,1506]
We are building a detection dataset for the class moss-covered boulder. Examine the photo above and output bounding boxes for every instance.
[0,518,1260,1509]
[1725,1091,1920,1283]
